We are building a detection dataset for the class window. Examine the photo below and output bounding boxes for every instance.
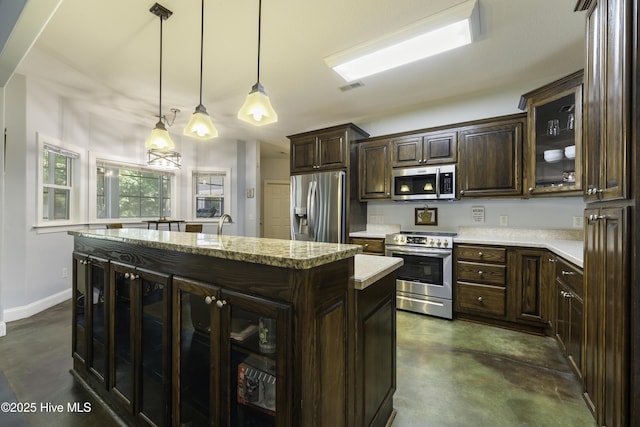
[96,161,175,219]
[37,134,82,226]
[192,170,230,219]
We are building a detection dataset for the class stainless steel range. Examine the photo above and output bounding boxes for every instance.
[385,230,456,319]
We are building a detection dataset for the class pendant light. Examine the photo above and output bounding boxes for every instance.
[237,0,278,126]
[184,0,218,139]
[145,3,175,151]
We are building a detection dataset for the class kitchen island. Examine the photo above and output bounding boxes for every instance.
[69,229,401,427]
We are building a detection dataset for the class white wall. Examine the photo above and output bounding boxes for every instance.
[0,73,260,319]
[0,86,5,335]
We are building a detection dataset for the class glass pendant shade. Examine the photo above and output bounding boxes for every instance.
[145,121,175,151]
[237,83,278,126]
[184,105,218,139]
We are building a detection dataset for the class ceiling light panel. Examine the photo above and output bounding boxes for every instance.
[325,0,480,82]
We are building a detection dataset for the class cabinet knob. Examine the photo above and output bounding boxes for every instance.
[363,244,369,248]
[477,270,484,276]
[124,272,130,279]
[204,296,216,305]
[216,299,227,308]
[477,252,483,257]
[561,290,573,299]
[460,190,465,196]
[548,258,556,263]
[477,296,483,302]
[529,187,535,193]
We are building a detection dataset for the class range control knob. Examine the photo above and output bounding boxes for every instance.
[436,239,442,247]
[443,240,449,247]
[429,239,435,246]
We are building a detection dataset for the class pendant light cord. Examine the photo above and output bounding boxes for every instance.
[199,0,205,105]
[159,15,164,122]
[256,0,262,83]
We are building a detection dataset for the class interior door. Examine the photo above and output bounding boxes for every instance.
[263,180,290,239]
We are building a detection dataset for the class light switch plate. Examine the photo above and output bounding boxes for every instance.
[499,215,509,226]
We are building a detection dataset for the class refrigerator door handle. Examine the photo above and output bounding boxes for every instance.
[307,181,317,239]
[290,176,297,239]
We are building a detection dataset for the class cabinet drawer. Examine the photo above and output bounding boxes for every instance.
[457,261,506,286]
[456,245,506,263]
[457,283,506,317]
[555,258,583,299]
[350,238,385,254]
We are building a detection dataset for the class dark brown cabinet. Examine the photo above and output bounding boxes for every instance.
[358,140,391,200]
[349,237,385,255]
[110,262,171,426]
[390,130,457,167]
[582,0,630,202]
[172,276,291,427]
[455,245,508,319]
[289,123,369,173]
[583,206,629,426]
[72,253,109,385]
[509,248,548,327]
[458,114,525,198]
[455,244,551,334]
[554,257,583,380]
[520,71,583,197]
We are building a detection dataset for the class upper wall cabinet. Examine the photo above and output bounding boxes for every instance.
[289,124,369,174]
[358,139,392,200]
[519,71,584,197]
[580,0,631,203]
[458,114,526,198]
[391,130,457,167]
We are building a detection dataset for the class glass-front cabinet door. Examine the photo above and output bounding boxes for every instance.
[173,277,291,427]
[72,253,108,384]
[110,262,171,426]
[523,71,583,196]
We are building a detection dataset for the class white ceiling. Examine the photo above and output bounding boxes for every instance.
[14,0,585,158]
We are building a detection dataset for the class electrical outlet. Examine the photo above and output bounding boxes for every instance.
[573,216,584,229]
[499,215,509,226]
[62,267,68,278]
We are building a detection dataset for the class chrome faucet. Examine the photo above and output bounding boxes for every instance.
[218,214,232,235]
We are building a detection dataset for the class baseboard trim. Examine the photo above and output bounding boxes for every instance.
[4,288,72,323]
[0,322,6,337]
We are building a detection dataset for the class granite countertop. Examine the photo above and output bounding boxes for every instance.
[353,254,403,290]
[69,229,361,270]
[454,227,584,268]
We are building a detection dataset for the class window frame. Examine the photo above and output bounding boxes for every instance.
[36,133,85,227]
[188,167,232,222]
[89,153,179,224]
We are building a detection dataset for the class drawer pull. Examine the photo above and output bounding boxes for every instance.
[477,251,483,257]
[561,270,575,276]
[477,296,483,302]
[204,296,216,305]
[561,290,573,299]
[363,244,369,248]
[548,258,556,263]
[477,270,484,276]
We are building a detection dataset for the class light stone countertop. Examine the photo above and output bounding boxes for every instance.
[353,254,403,290]
[349,223,401,239]
[454,227,584,268]
[69,229,361,270]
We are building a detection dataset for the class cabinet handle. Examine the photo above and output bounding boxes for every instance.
[587,188,604,196]
[477,296,483,302]
[561,270,575,276]
[561,290,573,299]
[204,296,216,305]
[477,270,484,276]
[216,299,228,308]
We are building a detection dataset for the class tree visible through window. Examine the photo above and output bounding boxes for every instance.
[97,161,174,219]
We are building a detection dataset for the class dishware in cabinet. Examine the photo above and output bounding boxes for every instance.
[172,276,291,427]
[520,70,583,196]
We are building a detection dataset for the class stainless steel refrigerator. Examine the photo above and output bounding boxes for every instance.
[290,170,346,243]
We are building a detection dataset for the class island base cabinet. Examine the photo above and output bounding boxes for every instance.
[172,276,291,427]
[349,272,396,427]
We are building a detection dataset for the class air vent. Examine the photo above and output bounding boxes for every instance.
[339,81,364,92]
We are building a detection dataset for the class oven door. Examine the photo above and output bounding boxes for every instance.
[385,245,452,300]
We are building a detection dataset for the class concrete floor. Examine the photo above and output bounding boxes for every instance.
[0,301,596,426]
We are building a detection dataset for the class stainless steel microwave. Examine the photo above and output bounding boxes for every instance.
[392,164,456,200]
